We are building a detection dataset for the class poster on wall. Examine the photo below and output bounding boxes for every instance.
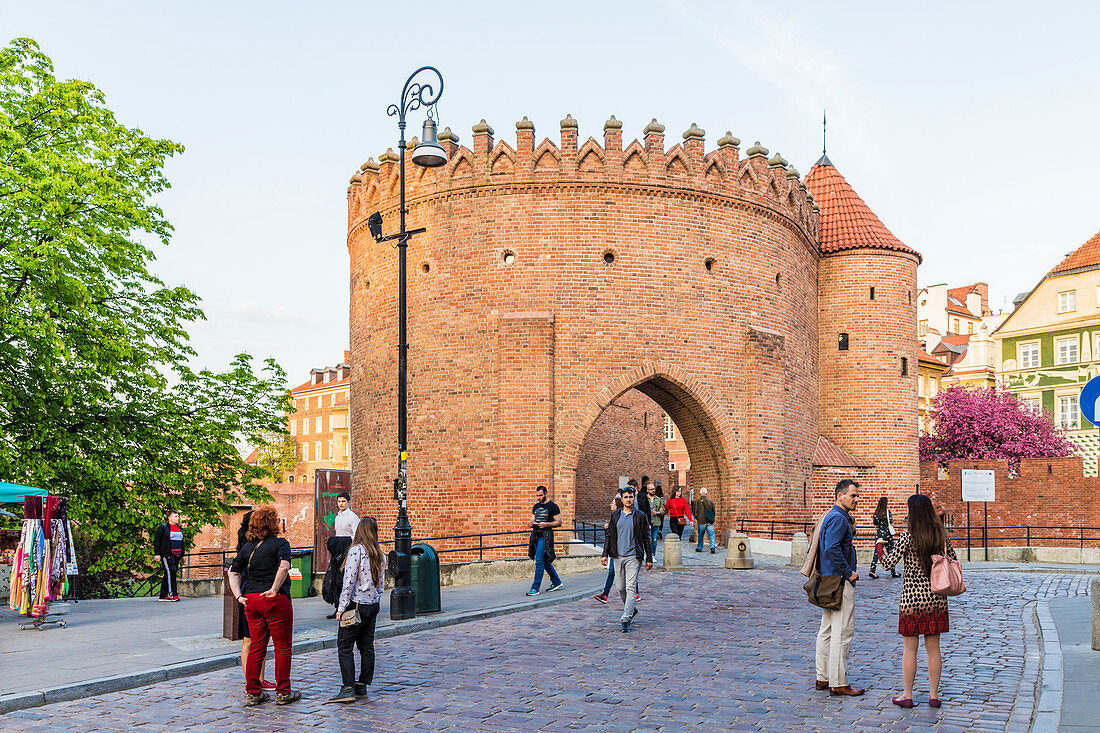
[961,469,995,502]
[314,469,352,571]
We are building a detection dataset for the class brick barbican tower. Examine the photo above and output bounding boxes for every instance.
[806,154,921,512]
[347,116,921,550]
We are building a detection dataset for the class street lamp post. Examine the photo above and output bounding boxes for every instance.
[367,66,447,621]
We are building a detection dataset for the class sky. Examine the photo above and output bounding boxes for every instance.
[5,1,1100,383]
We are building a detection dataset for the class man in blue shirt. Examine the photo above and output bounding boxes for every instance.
[815,479,864,697]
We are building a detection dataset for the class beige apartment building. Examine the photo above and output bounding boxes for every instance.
[286,352,351,484]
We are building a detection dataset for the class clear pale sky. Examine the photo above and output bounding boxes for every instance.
[5,1,1099,382]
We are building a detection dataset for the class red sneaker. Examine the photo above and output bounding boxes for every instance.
[261,680,277,690]
[593,594,608,604]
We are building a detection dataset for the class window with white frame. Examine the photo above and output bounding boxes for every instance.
[328,441,333,460]
[314,441,321,461]
[967,321,974,334]
[1058,290,1077,313]
[1056,336,1078,364]
[952,318,960,333]
[1018,341,1040,369]
[918,320,928,336]
[1021,395,1042,413]
[315,396,321,409]
[290,420,296,436]
[1058,394,1079,429]
[664,414,675,441]
[331,393,337,406]
[669,462,676,471]
[315,416,322,433]
[302,442,309,461]
[302,418,309,435]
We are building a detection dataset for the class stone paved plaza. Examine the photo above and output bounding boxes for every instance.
[3,565,1093,732]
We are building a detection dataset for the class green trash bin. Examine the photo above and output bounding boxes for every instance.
[410,543,441,614]
[289,549,313,598]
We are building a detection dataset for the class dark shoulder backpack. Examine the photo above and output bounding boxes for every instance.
[321,552,345,604]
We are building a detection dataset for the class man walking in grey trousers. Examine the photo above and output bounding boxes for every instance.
[601,486,653,632]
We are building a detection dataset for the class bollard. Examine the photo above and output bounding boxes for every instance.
[662,534,683,570]
[725,530,755,569]
[790,531,809,567]
[1092,577,1099,652]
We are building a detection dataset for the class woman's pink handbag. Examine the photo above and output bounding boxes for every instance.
[930,543,966,596]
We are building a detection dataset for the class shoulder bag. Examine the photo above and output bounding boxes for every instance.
[803,537,844,610]
[930,541,965,596]
[339,604,361,627]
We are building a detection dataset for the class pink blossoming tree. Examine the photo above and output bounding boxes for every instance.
[919,384,1078,471]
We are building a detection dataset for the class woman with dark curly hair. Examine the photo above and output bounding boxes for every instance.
[228,506,302,707]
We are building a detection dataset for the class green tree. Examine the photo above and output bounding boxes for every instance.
[0,38,290,572]
[253,431,298,483]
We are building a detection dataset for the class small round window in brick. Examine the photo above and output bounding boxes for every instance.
[502,250,516,266]
[603,250,615,265]
[420,262,431,274]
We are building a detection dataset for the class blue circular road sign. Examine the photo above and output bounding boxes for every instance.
[1080,375,1100,426]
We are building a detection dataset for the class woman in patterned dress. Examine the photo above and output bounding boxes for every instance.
[881,494,957,709]
[869,497,899,579]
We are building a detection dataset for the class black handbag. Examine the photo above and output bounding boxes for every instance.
[803,541,844,611]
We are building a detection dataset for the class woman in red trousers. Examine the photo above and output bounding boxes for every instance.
[228,506,302,707]
[664,487,693,539]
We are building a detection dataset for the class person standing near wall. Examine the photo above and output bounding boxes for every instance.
[324,492,359,619]
[527,485,563,595]
[153,510,184,602]
[692,488,717,554]
[652,485,666,540]
[869,496,898,579]
[664,486,693,539]
[646,484,663,550]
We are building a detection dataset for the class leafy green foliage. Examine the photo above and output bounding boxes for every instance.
[0,38,290,572]
[253,430,299,483]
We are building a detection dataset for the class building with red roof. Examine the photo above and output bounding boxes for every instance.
[994,228,1100,474]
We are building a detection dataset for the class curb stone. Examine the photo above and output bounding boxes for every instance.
[0,583,600,716]
[1032,601,1063,732]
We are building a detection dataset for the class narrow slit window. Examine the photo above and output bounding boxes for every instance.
[869,286,876,300]
[901,357,909,376]
[838,333,849,351]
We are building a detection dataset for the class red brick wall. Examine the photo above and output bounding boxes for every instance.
[817,248,920,525]
[349,117,827,555]
[920,458,1100,547]
[575,389,670,521]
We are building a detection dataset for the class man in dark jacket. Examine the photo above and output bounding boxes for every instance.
[153,510,184,602]
[601,486,653,632]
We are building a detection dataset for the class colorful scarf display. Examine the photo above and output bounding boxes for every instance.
[8,501,77,617]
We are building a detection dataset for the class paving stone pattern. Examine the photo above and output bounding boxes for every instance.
[3,567,1090,732]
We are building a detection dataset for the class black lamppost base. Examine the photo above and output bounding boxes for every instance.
[390,587,416,621]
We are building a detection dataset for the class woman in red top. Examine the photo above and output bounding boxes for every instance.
[664,487,693,539]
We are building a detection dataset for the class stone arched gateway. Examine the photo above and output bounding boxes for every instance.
[566,364,734,538]
[346,116,919,553]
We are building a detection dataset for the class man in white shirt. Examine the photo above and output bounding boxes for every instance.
[325,492,360,618]
[333,493,360,539]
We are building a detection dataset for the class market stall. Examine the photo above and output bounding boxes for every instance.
[3,483,77,630]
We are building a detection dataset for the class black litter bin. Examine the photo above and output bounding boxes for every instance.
[410,543,441,614]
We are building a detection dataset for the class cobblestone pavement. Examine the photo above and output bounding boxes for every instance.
[3,566,1093,732]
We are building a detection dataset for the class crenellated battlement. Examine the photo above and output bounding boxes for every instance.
[348,115,819,243]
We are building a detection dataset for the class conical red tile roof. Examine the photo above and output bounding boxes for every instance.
[1049,229,1100,275]
[806,156,922,263]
